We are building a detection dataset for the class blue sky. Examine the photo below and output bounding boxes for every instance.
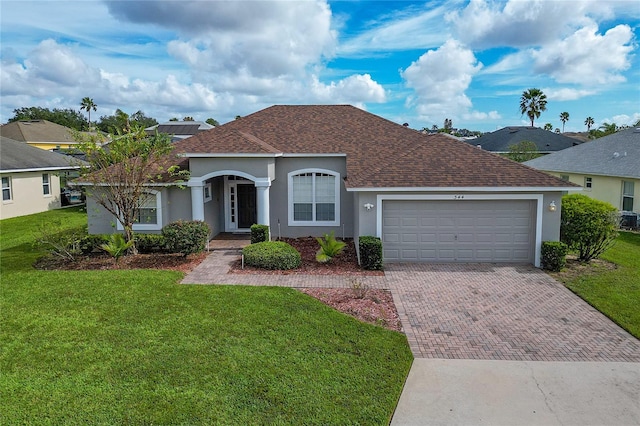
[1,0,638,132]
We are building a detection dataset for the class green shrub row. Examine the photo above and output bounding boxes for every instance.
[359,236,383,270]
[541,241,568,272]
[135,233,167,253]
[242,241,301,270]
[250,224,270,243]
[162,220,210,257]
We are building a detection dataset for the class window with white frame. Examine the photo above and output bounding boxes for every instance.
[116,190,162,231]
[42,173,51,195]
[622,181,634,211]
[204,182,212,203]
[584,176,593,189]
[2,177,11,201]
[288,169,340,226]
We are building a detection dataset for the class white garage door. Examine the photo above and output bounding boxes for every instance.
[382,200,535,263]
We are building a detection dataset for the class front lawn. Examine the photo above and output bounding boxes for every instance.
[556,231,640,339]
[0,208,413,425]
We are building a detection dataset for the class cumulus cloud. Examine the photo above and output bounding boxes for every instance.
[401,40,485,122]
[463,110,501,120]
[533,24,634,85]
[545,87,597,101]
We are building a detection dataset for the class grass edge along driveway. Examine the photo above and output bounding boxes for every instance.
[0,208,413,425]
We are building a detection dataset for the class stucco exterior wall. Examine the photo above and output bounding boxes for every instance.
[189,157,276,181]
[548,172,639,212]
[0,171,61,219]
[270,156,354,238]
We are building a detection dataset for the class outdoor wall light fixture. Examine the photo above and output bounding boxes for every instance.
[363,203,374,211]
[549,201,557,212]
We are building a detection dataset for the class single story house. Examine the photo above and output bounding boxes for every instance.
[0,120,81,150]
[86,105,578,267]
[145,121,214,142]
[468,126,583,154]
[525,127,640,214]
[0,136,85,219]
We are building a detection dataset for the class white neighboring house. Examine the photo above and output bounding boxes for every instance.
[0,136,85,219]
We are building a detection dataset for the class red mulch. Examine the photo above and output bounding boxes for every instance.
[229,237,384,276]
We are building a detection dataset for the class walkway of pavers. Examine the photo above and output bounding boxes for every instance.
[182,250,640,362]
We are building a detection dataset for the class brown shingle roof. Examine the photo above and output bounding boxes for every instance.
[0,120,77,144]
[176,105,574,189]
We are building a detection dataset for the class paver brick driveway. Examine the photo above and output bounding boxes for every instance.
[183,252,640,362]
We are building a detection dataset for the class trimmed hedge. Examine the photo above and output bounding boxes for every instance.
[541,241,568,272]
[134,233,167,253]
[243,241,301,270]
[250,224,270,244]
[359,236,383,270]
[162,220,210,256]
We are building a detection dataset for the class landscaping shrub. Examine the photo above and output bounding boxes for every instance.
[78,234,109,254]
[560,194,619,262]
[34,222,86,261]
[100,233,134,264]
[134,233,166,253]
[242,241,301,270]
[541,241,568,272]
[250,224,270,243]
[316,231,346,263]
[359,236,383,270]
[162,220,210,256]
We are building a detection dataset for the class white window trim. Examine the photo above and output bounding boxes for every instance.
[203,182,212,203]
[584,176,593,190]
[2,176,12,202]
[116,190,163,231]
[622,180,634,211]
[288,168,340,227]
[42,173,51,197]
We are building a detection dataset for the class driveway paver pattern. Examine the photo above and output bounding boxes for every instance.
[182,252,640,362]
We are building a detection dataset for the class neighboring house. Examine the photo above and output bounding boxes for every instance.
[0,136,85,219]
[469,126,583,154]
[85,105,577,267]
[145,121,214,142]
[525,128,640,214]
[0,120,80,150]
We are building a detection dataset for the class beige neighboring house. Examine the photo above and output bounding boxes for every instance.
[0,119,79,150]
[0,136,84,219]
[525,128,640,214]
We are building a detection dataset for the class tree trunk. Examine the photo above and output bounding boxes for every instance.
[124,224,139,255]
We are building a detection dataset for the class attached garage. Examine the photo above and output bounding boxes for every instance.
[382,199,535,263]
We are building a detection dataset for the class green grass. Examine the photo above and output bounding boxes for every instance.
[560,232,640,338]
[1,208,413,425]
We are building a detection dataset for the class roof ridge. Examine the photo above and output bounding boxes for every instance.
[236,130,281,154]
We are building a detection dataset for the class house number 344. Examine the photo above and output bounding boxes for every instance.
[454,195,464,200]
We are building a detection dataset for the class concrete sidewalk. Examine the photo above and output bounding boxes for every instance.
[391,359,640,426]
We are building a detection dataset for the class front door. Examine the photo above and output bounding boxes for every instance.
[237,184,257,229]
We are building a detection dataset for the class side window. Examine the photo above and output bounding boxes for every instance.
[622,181,634,211]
[42,173,51,196]
[2,177,12,201]
[288,169,340,226]
[584,177,592,190]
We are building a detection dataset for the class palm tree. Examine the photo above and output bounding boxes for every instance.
[519,88,547,127]
[544,123,553,131]
[559,111,569,133]
[585,116,594,131]
[80,97,97,130]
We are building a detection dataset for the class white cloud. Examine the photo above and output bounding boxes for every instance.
[533,24,634,85]
[545,87,597,101]
[608,113,640,127]
[401,40,484,122]
[310,74,386,103]
[463,110,501,120]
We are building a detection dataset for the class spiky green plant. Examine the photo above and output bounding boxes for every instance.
[100,233,134,264]
[316,231,346,263]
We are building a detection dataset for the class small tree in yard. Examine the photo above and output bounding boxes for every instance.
[75,126,188,254]
[560,194,620,262]
[506,140,541,162]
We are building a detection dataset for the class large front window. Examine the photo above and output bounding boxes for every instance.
[622,181,634,211]
[116,190,162,231]
[289,169,339,226]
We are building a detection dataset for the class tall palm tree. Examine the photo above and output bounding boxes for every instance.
[519,88,547,127]
[80,97,97,129]
[559,111,569,133]
[585,116,594,131]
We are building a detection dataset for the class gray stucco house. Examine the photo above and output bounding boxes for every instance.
[87,105,577,267]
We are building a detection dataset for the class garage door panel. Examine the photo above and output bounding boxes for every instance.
[383,200,534,263]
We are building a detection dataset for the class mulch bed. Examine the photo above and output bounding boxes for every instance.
[34,252,208,273]
[229,237,384,276]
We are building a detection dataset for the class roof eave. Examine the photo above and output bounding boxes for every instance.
[346,186,582,192]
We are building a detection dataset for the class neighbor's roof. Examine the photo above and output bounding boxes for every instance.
[468,126,583,153]
[524,128,640,179]
[0,120,77,144]
[177,105,574,190]
[0,136,85,172]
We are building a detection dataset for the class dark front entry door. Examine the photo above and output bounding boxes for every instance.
[237,184,257,229]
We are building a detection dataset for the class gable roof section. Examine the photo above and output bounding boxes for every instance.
[174,105,576,190]
[0,120,77,144]
[0,136,83,172]
[469,126,583,153]
[524,128,640,179]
